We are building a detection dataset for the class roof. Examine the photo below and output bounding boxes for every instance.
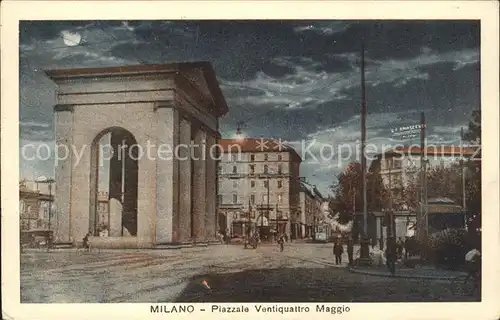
[219,138,302,162]
[378,145,478,158]
[44,61,228,116]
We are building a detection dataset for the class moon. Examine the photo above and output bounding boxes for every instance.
[60,30,82,46]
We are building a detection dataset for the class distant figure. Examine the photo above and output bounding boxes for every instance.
[333,238,344,265]
[396,237,404,259]
[404,236,411,259]
[46,233,53,252]
[347,237,354,265]
[385,238,397,275]
[82,232,91,252]
[277,233,285,252]
[464,248,481,287]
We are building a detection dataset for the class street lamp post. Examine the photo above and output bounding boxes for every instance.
[36,177,55,230]
[48,182,53,230]
[358,43,372,265]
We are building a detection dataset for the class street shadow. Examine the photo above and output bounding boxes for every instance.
[174,267,480,303]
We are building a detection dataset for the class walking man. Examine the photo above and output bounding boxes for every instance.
[386,238,397,275]
[333,237,344,265]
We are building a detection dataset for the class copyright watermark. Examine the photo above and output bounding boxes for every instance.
[20,138,480,169]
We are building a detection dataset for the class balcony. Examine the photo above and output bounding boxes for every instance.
[256,204,274,210]
[219,202,244,209]
[222,172,246,179]
[256,173,290,179]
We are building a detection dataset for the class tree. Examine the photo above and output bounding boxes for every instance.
[330,160,389,223]
[425,162,463,204]
[366,157,390,211]
[330,162,362,223]
[463,108,481,235]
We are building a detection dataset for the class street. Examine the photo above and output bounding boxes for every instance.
[20,243,479,303]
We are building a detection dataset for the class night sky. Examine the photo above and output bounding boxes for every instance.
[19,20,480,195]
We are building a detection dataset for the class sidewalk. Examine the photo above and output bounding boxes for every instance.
[349,264,466,281]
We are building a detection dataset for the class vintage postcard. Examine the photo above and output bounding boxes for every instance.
[2,1,499,319]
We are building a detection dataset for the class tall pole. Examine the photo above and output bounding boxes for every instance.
[418,112,427,243]
[461,127,467,212]
[121,139,126,237]
[359,43,370,263]
[361,43,368,235]
[267,178,270,232]
[388,159,393,242]
[48,181,52,230]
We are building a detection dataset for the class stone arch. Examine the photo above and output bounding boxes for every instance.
[89,126,139,237]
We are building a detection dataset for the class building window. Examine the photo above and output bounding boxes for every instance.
[263,165,268,174]
[278,154,282,161]
[250,194,255,204]
[393,159,402,169]
[232,166,237,174]
[277,180,282,188]
[233,180,238,188]
[277,193,282,203]
[218,166,223,174]
[232,194,238,204]
[217,195,223,204]
[250,154,255,162]
[263,180,269,188]
[264,154,268,161]
[263,194,268,203]
[278,164,282,174]
[251,180,255,188]
[250,165,255,174]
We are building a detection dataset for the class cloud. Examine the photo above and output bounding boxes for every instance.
[18,21,481,196]
[294,21,352,35]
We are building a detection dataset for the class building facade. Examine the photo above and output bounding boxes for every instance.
[47,62,228,248]
[96,191,110,231]
[375,146,476,211]
[19,180,54,230]
[298,183,325,239]
[217,138,302,240]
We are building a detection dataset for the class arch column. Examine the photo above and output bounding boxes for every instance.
[53,106,73,242]
[155,106,180,244]
[192,126,206,242]
[205,134,217,241]
[178,117,192,243]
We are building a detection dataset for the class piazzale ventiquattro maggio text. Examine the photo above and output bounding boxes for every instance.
[150,304,351,314]
[211,304,351,314]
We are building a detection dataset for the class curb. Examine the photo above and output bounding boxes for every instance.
[348,267,463,281]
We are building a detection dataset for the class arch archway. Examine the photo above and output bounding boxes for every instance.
[90,127,138,237]
[218,211,227,233]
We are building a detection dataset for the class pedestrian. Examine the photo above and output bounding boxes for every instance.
[46,233,53,252]
[82,232,90,252]
[333,238,344,265]
[385,238,397,275]
[404,236,410,260]
[277,233,285,252]
[347,237,354,266]
[396,237,404,259]
[464,247,481,289]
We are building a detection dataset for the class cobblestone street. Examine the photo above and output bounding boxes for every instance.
[20,243,480,303]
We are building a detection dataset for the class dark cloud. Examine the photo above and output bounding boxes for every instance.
[417,61,458,76]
